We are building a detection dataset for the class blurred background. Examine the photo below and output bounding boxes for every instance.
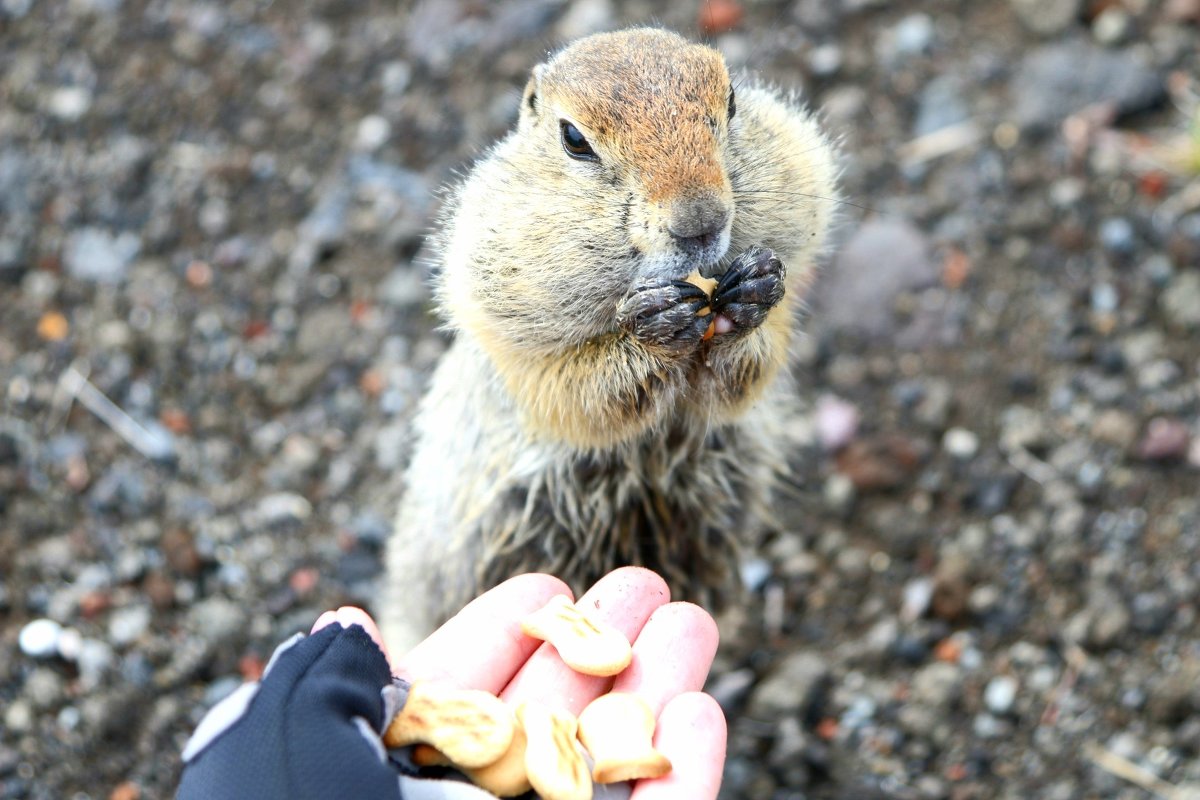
[1,0,1198,798]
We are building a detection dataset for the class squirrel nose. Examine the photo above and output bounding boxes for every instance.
[667,194,730,252]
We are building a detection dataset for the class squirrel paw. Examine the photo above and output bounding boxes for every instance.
[711,246,786,334]
[618,280,713,354]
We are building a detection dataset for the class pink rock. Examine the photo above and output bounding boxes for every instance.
[1135,417,1191,462]
[816,394,860,452]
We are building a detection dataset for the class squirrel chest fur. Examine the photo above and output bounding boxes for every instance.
[381,28,837,650]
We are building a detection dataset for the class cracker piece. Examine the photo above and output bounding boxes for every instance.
[520,595,632,677]
[383,681,514,769]
[577,693,672,784]
[517,701,592,800]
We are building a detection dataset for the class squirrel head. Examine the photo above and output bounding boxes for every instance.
[518,28,736,283]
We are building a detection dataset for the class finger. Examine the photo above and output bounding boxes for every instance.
[611,602,719,717]
[631,692,727,800]
[311,606,395,671]
[395,573,572,693]
[501,566,670,715]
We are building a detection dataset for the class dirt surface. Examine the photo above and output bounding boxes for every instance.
[1,0,1199,798]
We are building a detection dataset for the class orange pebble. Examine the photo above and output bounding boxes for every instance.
[815,717,839,741]
[699,0,743,34]
[160,409,192,435]
[359,369,385,397]
[933,637,962,663]
[185,260,213,288]
[109,781,141,800]
[941,247,971,290]
[37,311,70,341]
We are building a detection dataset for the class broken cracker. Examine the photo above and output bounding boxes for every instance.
[466,717,533,797]
[409,743,452,768]
[684,269,718,303]
[685,269,719,341]
[520,595,632,677]
[518,701,592,800]
[578,693,672,784]
[383,681,514,768]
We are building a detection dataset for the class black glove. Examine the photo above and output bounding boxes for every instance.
[177,621,405,800]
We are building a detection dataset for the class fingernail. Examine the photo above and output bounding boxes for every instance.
[311,610,339,633]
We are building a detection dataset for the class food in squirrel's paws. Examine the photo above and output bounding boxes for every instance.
[685,269,719,341]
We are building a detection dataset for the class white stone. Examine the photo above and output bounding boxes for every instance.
[18,618,62,659]
[983,674,1018,714]
[355,115,391,151]
[47,86,92,121]
[943,427,980,459]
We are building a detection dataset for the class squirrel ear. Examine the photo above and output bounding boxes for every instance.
[519,64,544,129]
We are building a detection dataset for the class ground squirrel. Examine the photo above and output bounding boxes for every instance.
[381,28,838,650]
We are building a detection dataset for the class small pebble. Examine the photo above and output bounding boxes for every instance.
[1009,0,1081,36]
[1098,217,1135,254]
[1136,418,1191,461]
[47,86,92,121]
[36,311,70,341]
[76,639,115,689]
[901,578,934,622]
[983,675,1018,715]
[739,557,772,592]
[57,705,81,732]
[973,712,1009,738]
[355,115,391,151]
[56,627,83,661]
[1090,283,1118,314]
[888,13,934,57]
[698,0,743,35]
[747,651,830,719]
[815,394,860,452]
[1092,7,1131,45]
[19,618,63,659]
[807,43,842,76]
[24,668,65,709]
[911,661,962,708]
[1162,272,1200,329]
[255,492,314,525]
[943,427,980,460]
[110,781,142,800]
[109,605,152,647]
[64,228,141,284]
[841,696,876,729]
[4,700,34,733]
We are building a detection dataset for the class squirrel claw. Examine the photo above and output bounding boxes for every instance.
[710,246,785,335]
[618,281,712,353]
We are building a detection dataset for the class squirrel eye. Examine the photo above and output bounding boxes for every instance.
[560,121,598,161]
[727,87,736,121]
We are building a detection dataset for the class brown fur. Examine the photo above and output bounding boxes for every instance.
[381,28,838,651]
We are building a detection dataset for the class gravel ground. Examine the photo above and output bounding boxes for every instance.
[2,1,1199,798]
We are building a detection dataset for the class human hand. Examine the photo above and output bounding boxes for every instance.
[178,567,725,800]
[394,566,726,800]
